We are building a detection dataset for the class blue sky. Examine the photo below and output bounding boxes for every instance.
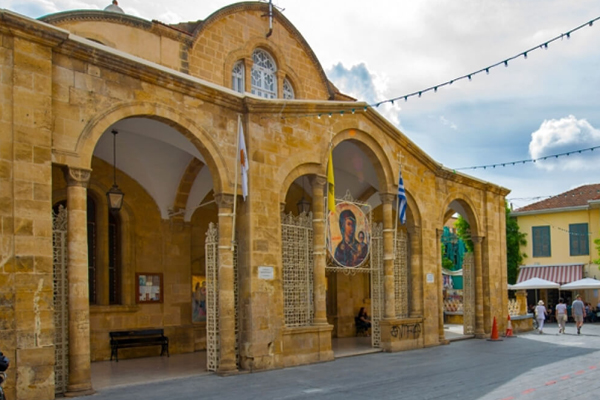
[5,0,600,209]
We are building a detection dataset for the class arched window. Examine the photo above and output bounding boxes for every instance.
[87,197,97,304]
[231,60,245,93]
[251,49,277,99]
[283,78,295,99]
[108,212,121,304]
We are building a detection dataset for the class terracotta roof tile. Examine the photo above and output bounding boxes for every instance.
[516,183,600,212]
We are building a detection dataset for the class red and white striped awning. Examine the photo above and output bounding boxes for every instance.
[517,265,583,285]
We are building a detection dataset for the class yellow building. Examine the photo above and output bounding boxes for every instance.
[511,184,600,305]
[0,3,509,399]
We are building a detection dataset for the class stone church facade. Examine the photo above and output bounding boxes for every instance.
[0,2,509,399]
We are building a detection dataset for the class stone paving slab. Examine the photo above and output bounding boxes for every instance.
[78,322,600,400]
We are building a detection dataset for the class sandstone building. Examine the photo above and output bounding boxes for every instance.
[0,2,509,399]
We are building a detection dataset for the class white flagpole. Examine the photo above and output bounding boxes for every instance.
[394,163,400,255]
[231,115,241,251]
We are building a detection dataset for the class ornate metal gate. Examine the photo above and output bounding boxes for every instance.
[462,253,475,335]
[52,206,69,395]
[394,229,409,318]
[205,223,239,371]
[369,222,384,347]
[281,212,314,327]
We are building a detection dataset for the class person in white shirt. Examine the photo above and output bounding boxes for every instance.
[555,298,567,334]
[535,300,548,334]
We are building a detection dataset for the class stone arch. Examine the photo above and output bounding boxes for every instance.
[439,192,481,237]
[173,158,205,213]
[75,101,228,194]
[279,162,323,204]
[331,128,396,194]
[404,190,422,230]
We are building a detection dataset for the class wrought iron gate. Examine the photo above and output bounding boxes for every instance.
[462,253,475,335]
[205,223,239,371]
[281,212,314,327]
[394,229,409,318]
[369,222,384,347]
[52,206,69,395]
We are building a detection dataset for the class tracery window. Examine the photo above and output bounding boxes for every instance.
[231,60,245,93]
[283,78,295,99]
[251,49,277,99]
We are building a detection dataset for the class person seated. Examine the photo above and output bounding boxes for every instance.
[356,307,372,336]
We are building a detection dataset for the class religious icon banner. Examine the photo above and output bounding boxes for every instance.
[327,202,370,268]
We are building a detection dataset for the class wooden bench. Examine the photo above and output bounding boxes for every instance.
[109,329,169,362]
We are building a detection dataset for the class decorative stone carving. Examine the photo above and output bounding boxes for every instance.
[379,192,396,205]
[63,167,91,188]
[214,193,235,209]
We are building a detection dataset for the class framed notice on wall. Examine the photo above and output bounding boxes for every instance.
[136,273,163,304]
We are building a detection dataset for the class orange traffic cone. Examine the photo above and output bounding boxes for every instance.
[505,314,515,337]
[487,316,503,341]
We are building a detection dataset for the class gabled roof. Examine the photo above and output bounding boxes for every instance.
[515,183,600,213]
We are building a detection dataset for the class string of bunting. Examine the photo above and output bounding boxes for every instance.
[453,145,600,171]
[282,14,600,121]
[526,214,596,237]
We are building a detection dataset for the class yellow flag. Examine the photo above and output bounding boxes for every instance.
[327,147,335,213]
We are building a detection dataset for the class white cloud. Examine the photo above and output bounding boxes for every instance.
[326,62,402,127]
[439,116,457,130]
[529,115,600,171]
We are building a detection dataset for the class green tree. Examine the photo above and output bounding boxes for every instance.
[506,203,527,284]
[593,238,600,266]
[454,204,527,284]
[454,215,473,253]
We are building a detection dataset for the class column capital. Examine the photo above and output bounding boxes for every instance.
[214,193,235,209]
[471,235,485,244]
[63,167,91,188]
[379,192,396,205]
[311,174,327,188]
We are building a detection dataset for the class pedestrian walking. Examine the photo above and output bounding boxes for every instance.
[535,300,548,334]
[572,295,586,335]
[556,298,567,334]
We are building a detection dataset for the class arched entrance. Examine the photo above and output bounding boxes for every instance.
[51,114,226,395]
[440,199,480,339]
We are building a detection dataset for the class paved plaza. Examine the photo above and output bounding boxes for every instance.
[79,322,600,400]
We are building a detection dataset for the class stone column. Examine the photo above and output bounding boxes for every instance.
[63,167,94,397]
[214,193,237,373]
[472,235,486,338]
[311,175,328,325]
[380,193,396,319]
[436,228,446,342]
[408,226,422,317]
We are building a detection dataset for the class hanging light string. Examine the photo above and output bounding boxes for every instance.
[278,15,600,121]
[381,16,600,107]
[452,144,600,171]
[523,214,596,237]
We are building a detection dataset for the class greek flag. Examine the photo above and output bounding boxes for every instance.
[397,166,407,224]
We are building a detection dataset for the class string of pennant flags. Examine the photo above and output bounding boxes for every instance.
[453,144,600,171]
[284,15,600,121]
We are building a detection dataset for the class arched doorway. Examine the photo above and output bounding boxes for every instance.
[52,115,224,394]
[440,199,479,339]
